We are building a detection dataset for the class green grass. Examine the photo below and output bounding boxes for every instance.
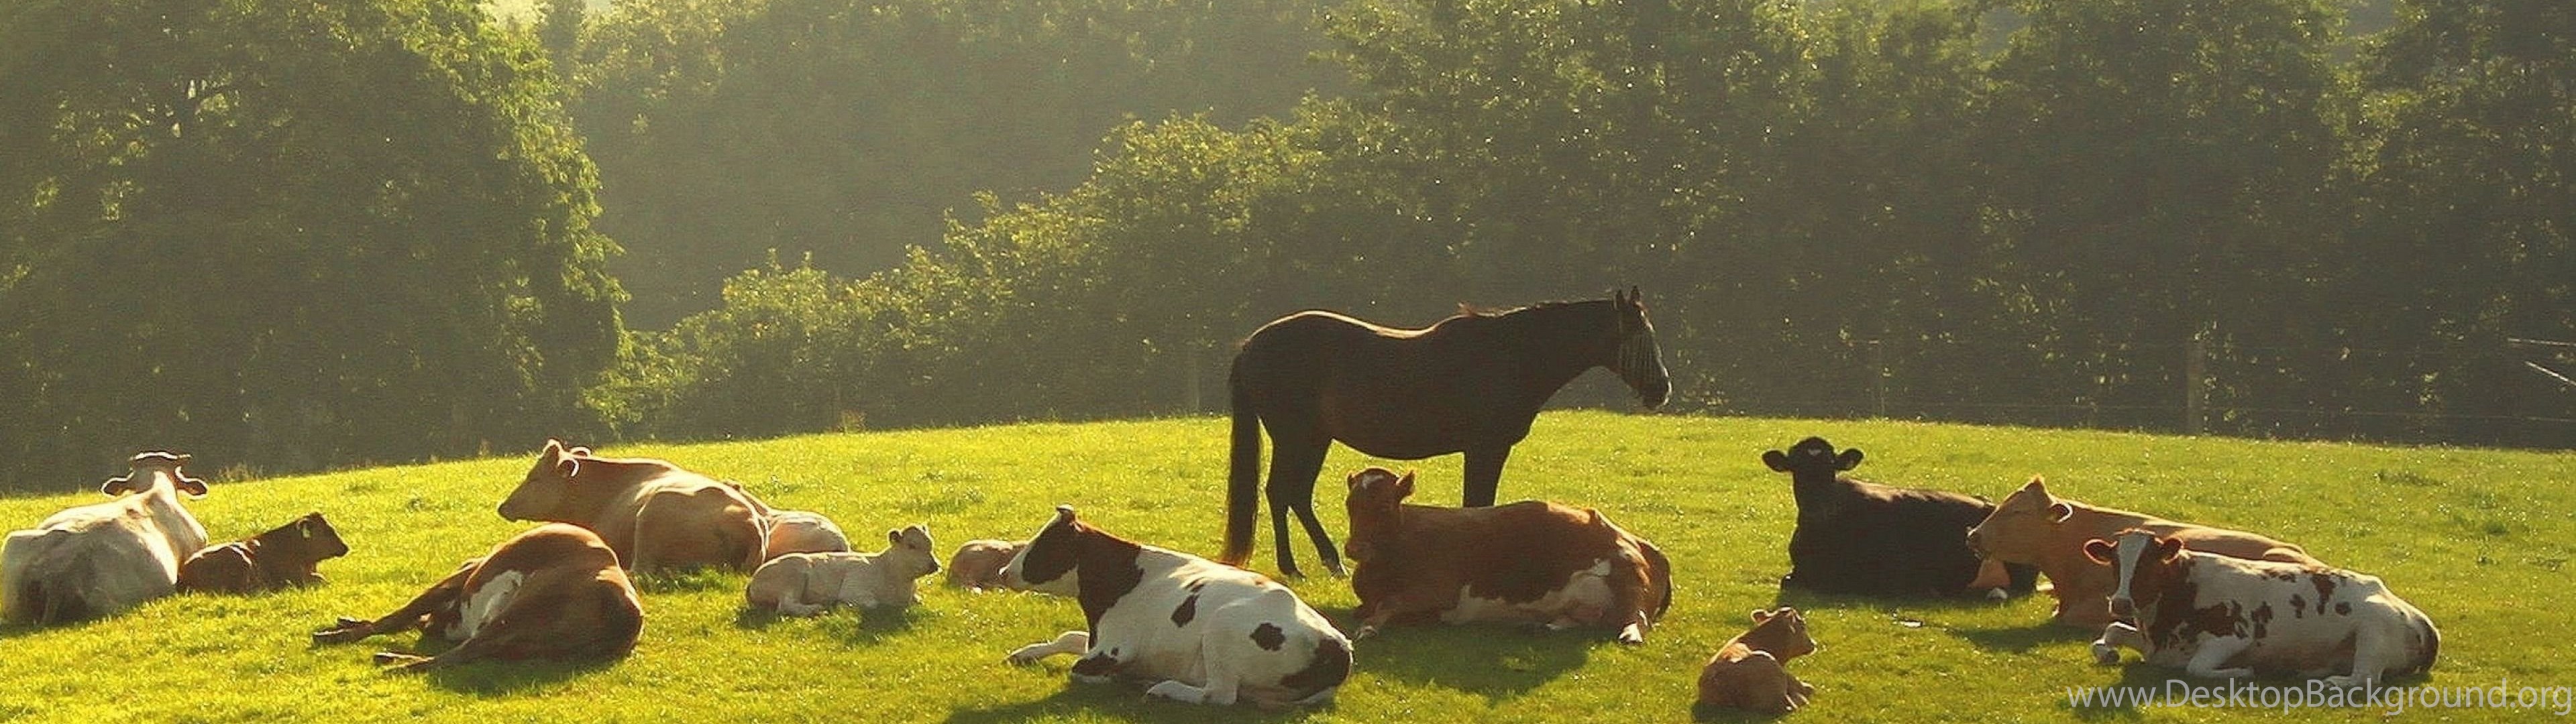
[0,411,2569,722]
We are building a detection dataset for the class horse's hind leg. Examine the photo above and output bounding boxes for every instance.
[1266,435,1335,577]
[1462,445,1513,507]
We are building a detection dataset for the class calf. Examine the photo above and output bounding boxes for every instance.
[1695,607,1820,715]
[1340,467,1671,644]
[1002,505,1350,709]
[2,452,211,624]
[178,512,350,595]
[498,440,767,574]
[1966,477,2318,627]
[745,525,939,615]
[1764,437,2037,598]
[2086,529,2437,686]
[761,509,851,558]
[947,539,1024,591]
[312,523,645,672]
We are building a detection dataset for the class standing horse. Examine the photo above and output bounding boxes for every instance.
[1220,288,1672,577]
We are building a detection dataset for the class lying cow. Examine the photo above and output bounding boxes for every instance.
[313,523,644,672]
[1764,436,2037,598]
[761,509,851,558]
[1695,607,1820,715]
[2,452,211,624]
[1966,477,2318,627]
[498,440,767,574]
[947,539,1024,591]
[1003,505,1350,709]
[745,524,939,615]
[2086,529,2437,686]
[1340,467,1671,644]
[178,512,350,595]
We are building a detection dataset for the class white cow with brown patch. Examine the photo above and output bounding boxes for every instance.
[1002,505,1350,709]
[2086,529,2437,686]
[2,452,211,624]
[1966,477,2318,627]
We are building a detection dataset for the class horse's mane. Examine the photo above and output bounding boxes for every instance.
[1450,298,1605,320]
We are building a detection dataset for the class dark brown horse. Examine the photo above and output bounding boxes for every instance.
[1220,288,1672,577]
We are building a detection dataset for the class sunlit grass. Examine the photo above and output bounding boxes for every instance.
[0,412,2567,722]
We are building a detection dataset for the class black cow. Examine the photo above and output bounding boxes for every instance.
[1764,437,2038,598]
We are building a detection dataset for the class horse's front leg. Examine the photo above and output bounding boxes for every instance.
[1462,445,1513,507]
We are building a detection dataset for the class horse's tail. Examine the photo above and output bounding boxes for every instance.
[1220,365,1261,567]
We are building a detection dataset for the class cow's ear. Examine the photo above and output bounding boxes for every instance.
[1395,471,1415,499]
[1750,609,1774,623]
[555,457,578,479]
[1761,450,1790,473]
[2153,535,2184,562]
[2047,502,2076,524]
[2022,476,2047,493]
[99,475,130,496]
[2082,539,2116,565]
[568,446,592,457]
[176,474,209,497]
[1053,504,1077,524]
[1836,448,1864,471]
[888,528,904,546]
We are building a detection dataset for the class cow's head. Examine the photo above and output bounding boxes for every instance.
[103,450,207,498]
[1761,437,1861,481]
[273,511,352,562]
[2085,528,2188,619]
[1341,467,1415,564]
[1966,477,2072,560]
[498,439,584,522]
[1607,287,1672,410]
[1744,607,1820,659]
[1002,505,1087,596]
[885,524,941,579]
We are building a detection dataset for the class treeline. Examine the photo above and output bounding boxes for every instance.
[600,0,2575,448]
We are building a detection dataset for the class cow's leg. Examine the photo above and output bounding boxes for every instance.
[1144,674,1240,707]
[315,559,478,644]
[2183,637,2255,680]
[2091,621,2143,665]
[1007,630,1090,665]
[1264,434,1333,577]
[2324,625,2398,689]
[775,581,827,617]
[1461,445,1511,508]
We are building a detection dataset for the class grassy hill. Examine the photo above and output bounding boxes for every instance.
[0,412,2568,722]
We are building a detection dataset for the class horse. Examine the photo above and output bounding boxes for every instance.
[1219,287,1672,577]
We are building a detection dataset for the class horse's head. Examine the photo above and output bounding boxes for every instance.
[1609,286,1671,410]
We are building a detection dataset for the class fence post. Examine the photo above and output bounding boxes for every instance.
[2184,335,2206,435]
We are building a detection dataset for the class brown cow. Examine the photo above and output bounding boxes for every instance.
[1695,607,1819,715]
[312,523,643,672]
[947,539,1024,591]
[1342,467,1671,644]
[498,440,766,574]
[1965,477,2318,627]
[176,512,349,595]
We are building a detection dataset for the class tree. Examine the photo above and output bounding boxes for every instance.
[0,0,623,488]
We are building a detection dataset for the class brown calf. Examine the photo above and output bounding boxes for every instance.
[1965,477,2318,627]
[1695,607,1819,715]
[1342,467,1672,644]
[498,440,766,574]
[312,523,644,672]
[946,539,1024,591]
[177,512,349,595]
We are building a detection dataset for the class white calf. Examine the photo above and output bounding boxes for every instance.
[746,524,938,615]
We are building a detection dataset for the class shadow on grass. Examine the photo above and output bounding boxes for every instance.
[629,567,741,595]
[307,630,624,696]
[0,614,117,640]
[734,602,929,646]
[1326,607,1596,703]
[941,681,1322,724]
[1689,700,1790,723]
[1948,621,2096,654]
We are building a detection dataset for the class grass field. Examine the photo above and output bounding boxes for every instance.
[0,411,2569,722]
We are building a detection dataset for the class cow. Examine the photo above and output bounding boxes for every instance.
[745,524,939,615]
[1694,607,1820,715]
[312,523,645,672]
[1764,436,2037,598]
[1,451,211,624]
[177,512,350,595]
[2084,529,2437,686]
[760,509,851,558]
[947,539,1024,591]
[498,440,767,574]
[1966,477,2319,627]
[1002,505,1350,709]
[1340,467,1671,644]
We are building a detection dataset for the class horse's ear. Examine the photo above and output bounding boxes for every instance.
[1395,471,1415,499]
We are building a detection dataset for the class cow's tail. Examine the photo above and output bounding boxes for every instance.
[1220,368,1261,568]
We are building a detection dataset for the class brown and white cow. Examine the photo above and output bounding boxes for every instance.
[745,524,939,615]
[498,440,766,574]
[1340,467,1672,644]
[1002,505,1350,709]
[177,512,350,595]
[947,539,1024,591]
[760,509,851,558]
[1966,477,2319,627]
[2,452,211,624]
[1695,607,1820,715]
[2085,529,2437,686]
[312,523,644,672]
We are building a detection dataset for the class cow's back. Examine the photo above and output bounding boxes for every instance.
[1789,479,1994,594]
